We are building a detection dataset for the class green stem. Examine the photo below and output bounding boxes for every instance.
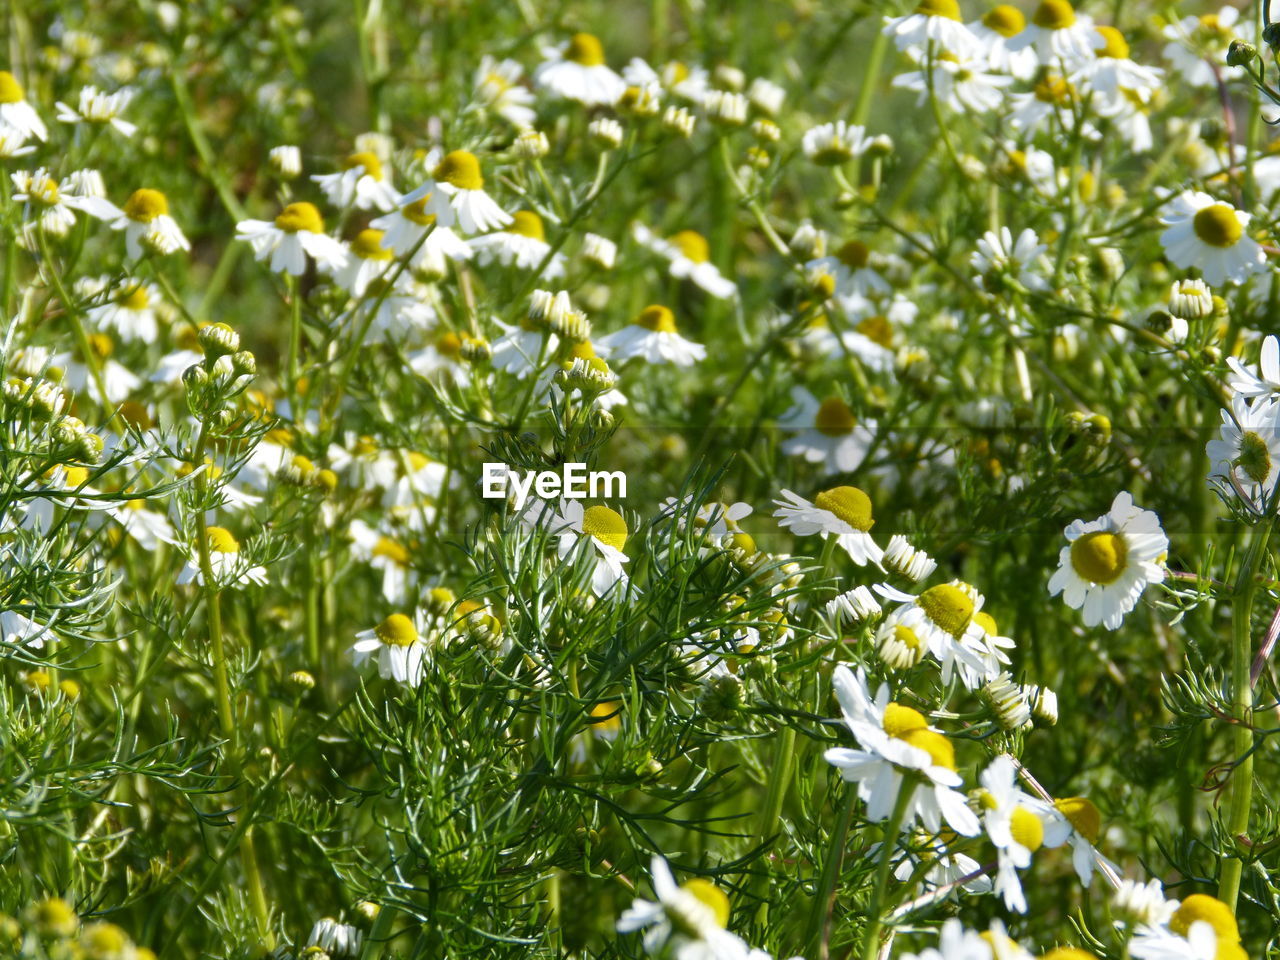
[861,785,913,960]
[804,784,857,957]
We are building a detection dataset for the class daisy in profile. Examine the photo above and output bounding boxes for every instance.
[883,0,981,57]
[1206,394,1280,507]
[235,202,349,275]
[1047,795,1117,888]
[892,54,1012,115]
[105,498,178,552]
[1073,26,1163,98]
[970,227,1050,292]
[801,121,870,165]
[334,229,397,297]
[312,150,400,212]
[468,210,565,277]
[86,281,161,342]
[1227,334,1280,399]
[900,920,998,960]
[491,316,558,378]
[11,168,119,236]
[105,188,190,258]
[1047,491,1168,630]
[1159,192,1266,287]
[177,527,268,588]
[55,85,136,137]
[473,56,536,128]
[1007,0,1099,66]
[596,305,705,366]
[772,485,884,565]
[350,612,431,687]
[875,580,997,687]
[535,32,626,106]
[617,856,751,960]
[1131,895,1247,960]
[824,665,981,836]
[806,240,891,298]
[623,58,710,104]
[401,150,511,234]
[368,197,472,275]
[0,71,48,141]
[778,387,877,474]
[968,6,1037,79]
[348,519,416,603]
[632,224,737,300]
[979,755,1067,913]
[554,500,630,597]
[1161,6,1245,88]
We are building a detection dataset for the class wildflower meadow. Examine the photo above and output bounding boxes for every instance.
[4,0,1280,958]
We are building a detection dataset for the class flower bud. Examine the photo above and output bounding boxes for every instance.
[1228,39,1258,65]
[199,322,240,358]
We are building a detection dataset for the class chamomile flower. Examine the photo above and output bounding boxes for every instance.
[54,85,137,136]
[1073,27,1163,99]
[824,665,981,836]
[1161,6,1244,88]
[55,337,141,405]
[1047,795,1117,887]
[312,151,400,212]
[827,585,884,628]
[491,317,559,378]
[401,150,511,234]
[623,58,711,104]
[11,167,120,236]
[1112,878,1178,929]
[596,305,706,366]
[883,534,937,581]
[107,188,189,258]
[177,527,268,588]
[875,580,998,687]
[0,126,35,158]
[535,33,626,106]
[632,224,737,299]
[1007,73,1079,133]
[348,519,416,603]
[468,210,565,277]
[0,71,48,142]
[806,240,891,298]
[970,227,1050,292]
[979,755,1067,913]
[350,612,430,687]
[893,54,1012,114]
[1159,192,1266,287]
[555,500,630,597]
[831,297,916,373]
[900,919,996,960]
[473,56,536,127]
[1131,895,1248,960]
[1206,394,1280,506]
[85,281,160,342]
[801,121,871,165]
[105,499,177,551]
[1047,491,1168,630]
[235,202,349,275]
[969,6,1038,79]
[777,387,876,474]
[0,608,57,649]
[617,856,750,960]
[883,0,982,57]
[772,486,884,565]
[332,228,397,297]
[1226,334,1280,398]
[1008,0,1099,67]
[368,197,471,275]
[307,918,362,958]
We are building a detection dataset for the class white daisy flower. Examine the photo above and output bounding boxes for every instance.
[334,228,397,297]
[1006,74,1079,134]
[0,608,58,649]
[1047,491,1168,630]
[535,33,626,106]
[1131,895,1246,960]
[235,202,349,276]
[632,224,737,299]
[11,167,120,236]
[54,85,137,137]
[777,387,876,475]
[491,318,558,379]
[382,452,447,512]
[107,188,190,258]
[882,533,938,581]
[617,856,750,960]
[348,519,416,604]
[468,210,565,277]
[596,305,705,367]
[978,755,1068,914]
[623,57,711,104]
[401,150,511,235]
[176,527,268,588]
[874,580,998,688]
[368,198,472,275]
[350,611,430,687]
[268,145,302,178]
[883,0,982,57]
[1206,394,1280,507]
[311,150,400,212]
[658,498,753,541]
[892,54,1013,114]
[1161,7,1244,89]
[554,500,630,598]
[1112,877,1178,929]
[1159,192,1266,287]
[1007,0,1099,67]
[473,56,536,128]
[801,121,871,165]
[106,499,178,551]
[86,281,160,342]
[307,918,362,958]
[0,71,48,141]
[1073,27,1163,99]
[55,341,141,405]
[824,665,981,836]
[1226,334,1280,399]
[899,919,996,960]
[1045,795,1117,888]
[968,6,1038,79]
[805,240,891,298]
[772,486,884,565]
[0,126,36,158]
[970,227,1050,292]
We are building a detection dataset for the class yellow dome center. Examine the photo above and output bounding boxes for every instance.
[123,188,169,223]
[507,210,546,241]
[1193,204,1243,248]
[1032,0,1076,30]
[814,395,856,435]
[814,485,874,531]
[883,701,928,738]
[635,304,678,332]
[582,505,628,551]
[206,526,240,554]
[900,728,956,770]
[274,201,325,234]
[679,878,730,928]
[1041,949,1099,960]
[915,0,962,20]
[856,315,893,348]
[670,229,710,263]
[1238,431,1273,484]
[893,625,923,650]
[343,150,385,181]
[437,331,462,356]
[1169,895,1240,943]
[1054,796,1101,843]
[373,536,409,566]
[836,239,870,269]
[917,584,975,638]
[375,613,419,647]
[352,228,394,260]
[1009,807,1044,852]
[119,285,149,310]
[0,71,25,103]
[973,611,999,636]
[402,197,437,225]
[983,5,1026,36]
[1095,25,1130,59]
[1069,531,1128,584]
[566,32,606,66]
[435,150,484,190]
[1034,76,1072,104]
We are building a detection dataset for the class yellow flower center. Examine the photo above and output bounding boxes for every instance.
[893,625,923,650]
[1193,204,1243,248]
[274,201,325,234]
[670,229,710,263]
[1238,431,1273,484]
[374,613,419,647]
[120,285,149,310]
[1032,0,1076,30]
[1198,13,1231,39]
[0,71,25,103]
[983,5,1026,36]
[915,0,962,21]
[1069,531,1128,585]
[883,701,929,738]
[569,340,597,360]
[437,330,462,356]
[206,526,240,554]
[566,32,606,66]
[814,395,856,435]
[343,150,385,181]
[123,188,169,223]
[402,197,437,225]
[81,923,130,956]
[435,149,484,190]
[635,304,678,333]
[836,239,870,269]
[1054,796,1101,843]
[372,536,409,566]
[1041,949,1099,960]
[856,315,893,348]
[813,485,875,531]
[1095,25,1130,59]
[1009,807,1044,852]
[507,210,546,241]
[589,700,623,733]
[901,728,956,769]
[1169,895,1240,944]
[1034,75,1072,104]
[917,584,975,638]
[352,228,394,260]
[582,505,628,551]
[64,466,89,487]
[973,611,999,636]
